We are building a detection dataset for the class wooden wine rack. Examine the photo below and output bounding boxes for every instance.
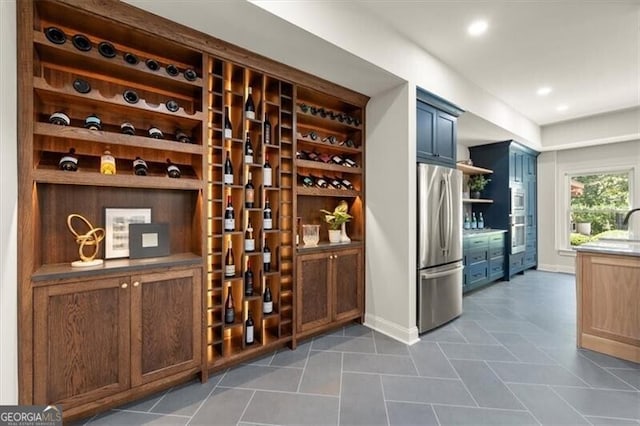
[17,0,367,421]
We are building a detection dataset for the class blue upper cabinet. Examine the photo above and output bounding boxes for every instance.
[416,88,464,168]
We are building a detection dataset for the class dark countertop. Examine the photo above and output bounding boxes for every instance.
[463,229,507,237]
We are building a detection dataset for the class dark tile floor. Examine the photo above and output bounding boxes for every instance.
[81,271,640,425]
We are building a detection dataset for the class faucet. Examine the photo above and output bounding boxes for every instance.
[622,208,640,226]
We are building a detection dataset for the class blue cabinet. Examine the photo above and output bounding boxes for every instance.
[463,231,506,293]
[416,88,463,167]
[469,141,539,279]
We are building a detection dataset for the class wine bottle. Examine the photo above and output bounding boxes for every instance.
[166,159,181,178]
[344,158,357,168]
[225,244,235,278]
[245,172,255,208]
[464,213,471,230]
[330,155,344,166]
[245,311,254,345]
[120,122,135,135]
[133,156,148,176]
[100,150,116,175]
[224,150,234,185]
[244,260,254,296]
[264,114,272,145]
[224,195,235,232]
[59,148,78,172]
[341,178,354,190]
[244,218,255,252]
[263,154,272,187]
[224,106,233,139]
[299,174,314,187]
[325,175,343,189]
[302,131,318,141]
[321,135,337,144]
[245,86,256,120]
[306,151,320,162]
[318,153,332,164]
[471,212,477,229]
[85,114,102,131]
[225,284,235,324]
[263,200,273,230]
[263,242,271,272]
[244,132,254,164]
[310,174,328,188]
[263,285,273,314]
[478,212,485,229]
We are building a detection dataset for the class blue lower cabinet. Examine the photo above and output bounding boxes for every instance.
[463,231,506,293]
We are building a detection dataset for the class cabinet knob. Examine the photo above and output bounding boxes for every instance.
[133,281,140,287]
[121,283,128,289]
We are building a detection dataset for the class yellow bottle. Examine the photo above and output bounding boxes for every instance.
[101,150,116,175]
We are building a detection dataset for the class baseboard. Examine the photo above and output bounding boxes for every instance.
[537,264,575,274]
[364,313,420,346]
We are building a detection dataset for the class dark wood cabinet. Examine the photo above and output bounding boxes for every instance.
[131,269,201,386]
[33,277,130,409]
[296,247,363,336]
[416,89,463,167]
[33,267,201,409]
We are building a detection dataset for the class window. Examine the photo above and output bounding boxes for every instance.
[568,170,631,246]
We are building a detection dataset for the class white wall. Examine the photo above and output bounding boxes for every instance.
[365,83,419,343]
[541,107,640,150]
[0,0,18,404]
[250,0,541,149]
[537,140,640,274]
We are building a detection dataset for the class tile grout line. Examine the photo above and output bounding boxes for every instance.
[109,408,191,419]
[547,384,593,425]
[450,323,471,344]
[146,385,173,413]
[384,399,529,412]
[235,389,256,425]
[407,343,421,377]
[295,342,312,393]
[214,385,340,399]
[575,351,640,390]
[435,342,480,408]
[371,328,378,354]
[337,352,343,426]
[482,361,542,425]
[186,368,229,425]
[430,403,442,426]
[378,374,390,426]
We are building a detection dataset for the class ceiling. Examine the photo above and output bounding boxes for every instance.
[359,1,640,125]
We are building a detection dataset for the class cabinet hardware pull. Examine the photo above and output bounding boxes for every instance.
[133,281,140,287]
[121,283,128,289]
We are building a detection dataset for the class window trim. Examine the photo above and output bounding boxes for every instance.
[557,165,636,252]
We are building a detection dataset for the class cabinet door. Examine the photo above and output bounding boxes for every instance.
[131,268,201,386]
[510,150,524,183]
[527,178,537,228]
[33,277,130,408]
[416,101,436,161]
[332,248,363,321]
[434,110,456,165]
[296,252,332,333]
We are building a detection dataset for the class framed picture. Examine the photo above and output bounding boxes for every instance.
[129,223,170,259]
[104,208,152,259]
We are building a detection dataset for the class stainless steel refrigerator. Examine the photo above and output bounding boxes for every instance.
[417,163,463,333]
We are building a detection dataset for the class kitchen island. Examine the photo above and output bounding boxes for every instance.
[575,241,640,363]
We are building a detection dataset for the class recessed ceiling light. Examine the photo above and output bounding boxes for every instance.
[467,20,488,37]
[537,86,552,96]
[556,104,568,112]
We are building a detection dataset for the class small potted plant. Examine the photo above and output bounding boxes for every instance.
[468,174,491,199]
[320,200,353,243]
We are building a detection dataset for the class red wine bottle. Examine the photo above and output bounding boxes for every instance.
[264,114,271,145]
[245,172,255,208]
[244,132,254,164]
[224,195,235,231]
[263,154,272,187]
[263,242,271,272]
[224,106,233,139]
[225,244,235,278]
[225,284,235,324]
[224,150,234,185]
[245,311,255,344]
[244,260,254,296]
[263,200,273,230]
[263,285,273,314]
[245,87,256,120]
[244,218,255,252]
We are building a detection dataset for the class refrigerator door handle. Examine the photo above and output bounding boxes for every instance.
[420,263,464,280]
[438,178,447,250]
[446,175,453,256]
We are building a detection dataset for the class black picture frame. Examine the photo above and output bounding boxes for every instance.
[128,223,170,259]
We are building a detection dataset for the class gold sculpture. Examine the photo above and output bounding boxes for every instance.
[66,214,105,267]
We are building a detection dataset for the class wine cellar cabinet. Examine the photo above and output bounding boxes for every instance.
[18,0,367,421]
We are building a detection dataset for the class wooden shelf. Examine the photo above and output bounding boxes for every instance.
[34,77,204,123]
[32,252,202,282]
[297,110,362,132]
[34,123,203,155]
[34,31,203,93]
[297,240,363,253]
[296,137,362,154]
[457,163,493,175]
[296,159,362,175]
[462,198,494,204]
[33,169,202,190]
[296,186,360,197]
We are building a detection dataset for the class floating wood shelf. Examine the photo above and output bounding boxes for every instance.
[456,163,493,175]
[296,186,360,197]
[462,198,494,204]
[296,159,362,174]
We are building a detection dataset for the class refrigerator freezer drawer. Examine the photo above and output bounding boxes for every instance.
[417,262,463,333]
